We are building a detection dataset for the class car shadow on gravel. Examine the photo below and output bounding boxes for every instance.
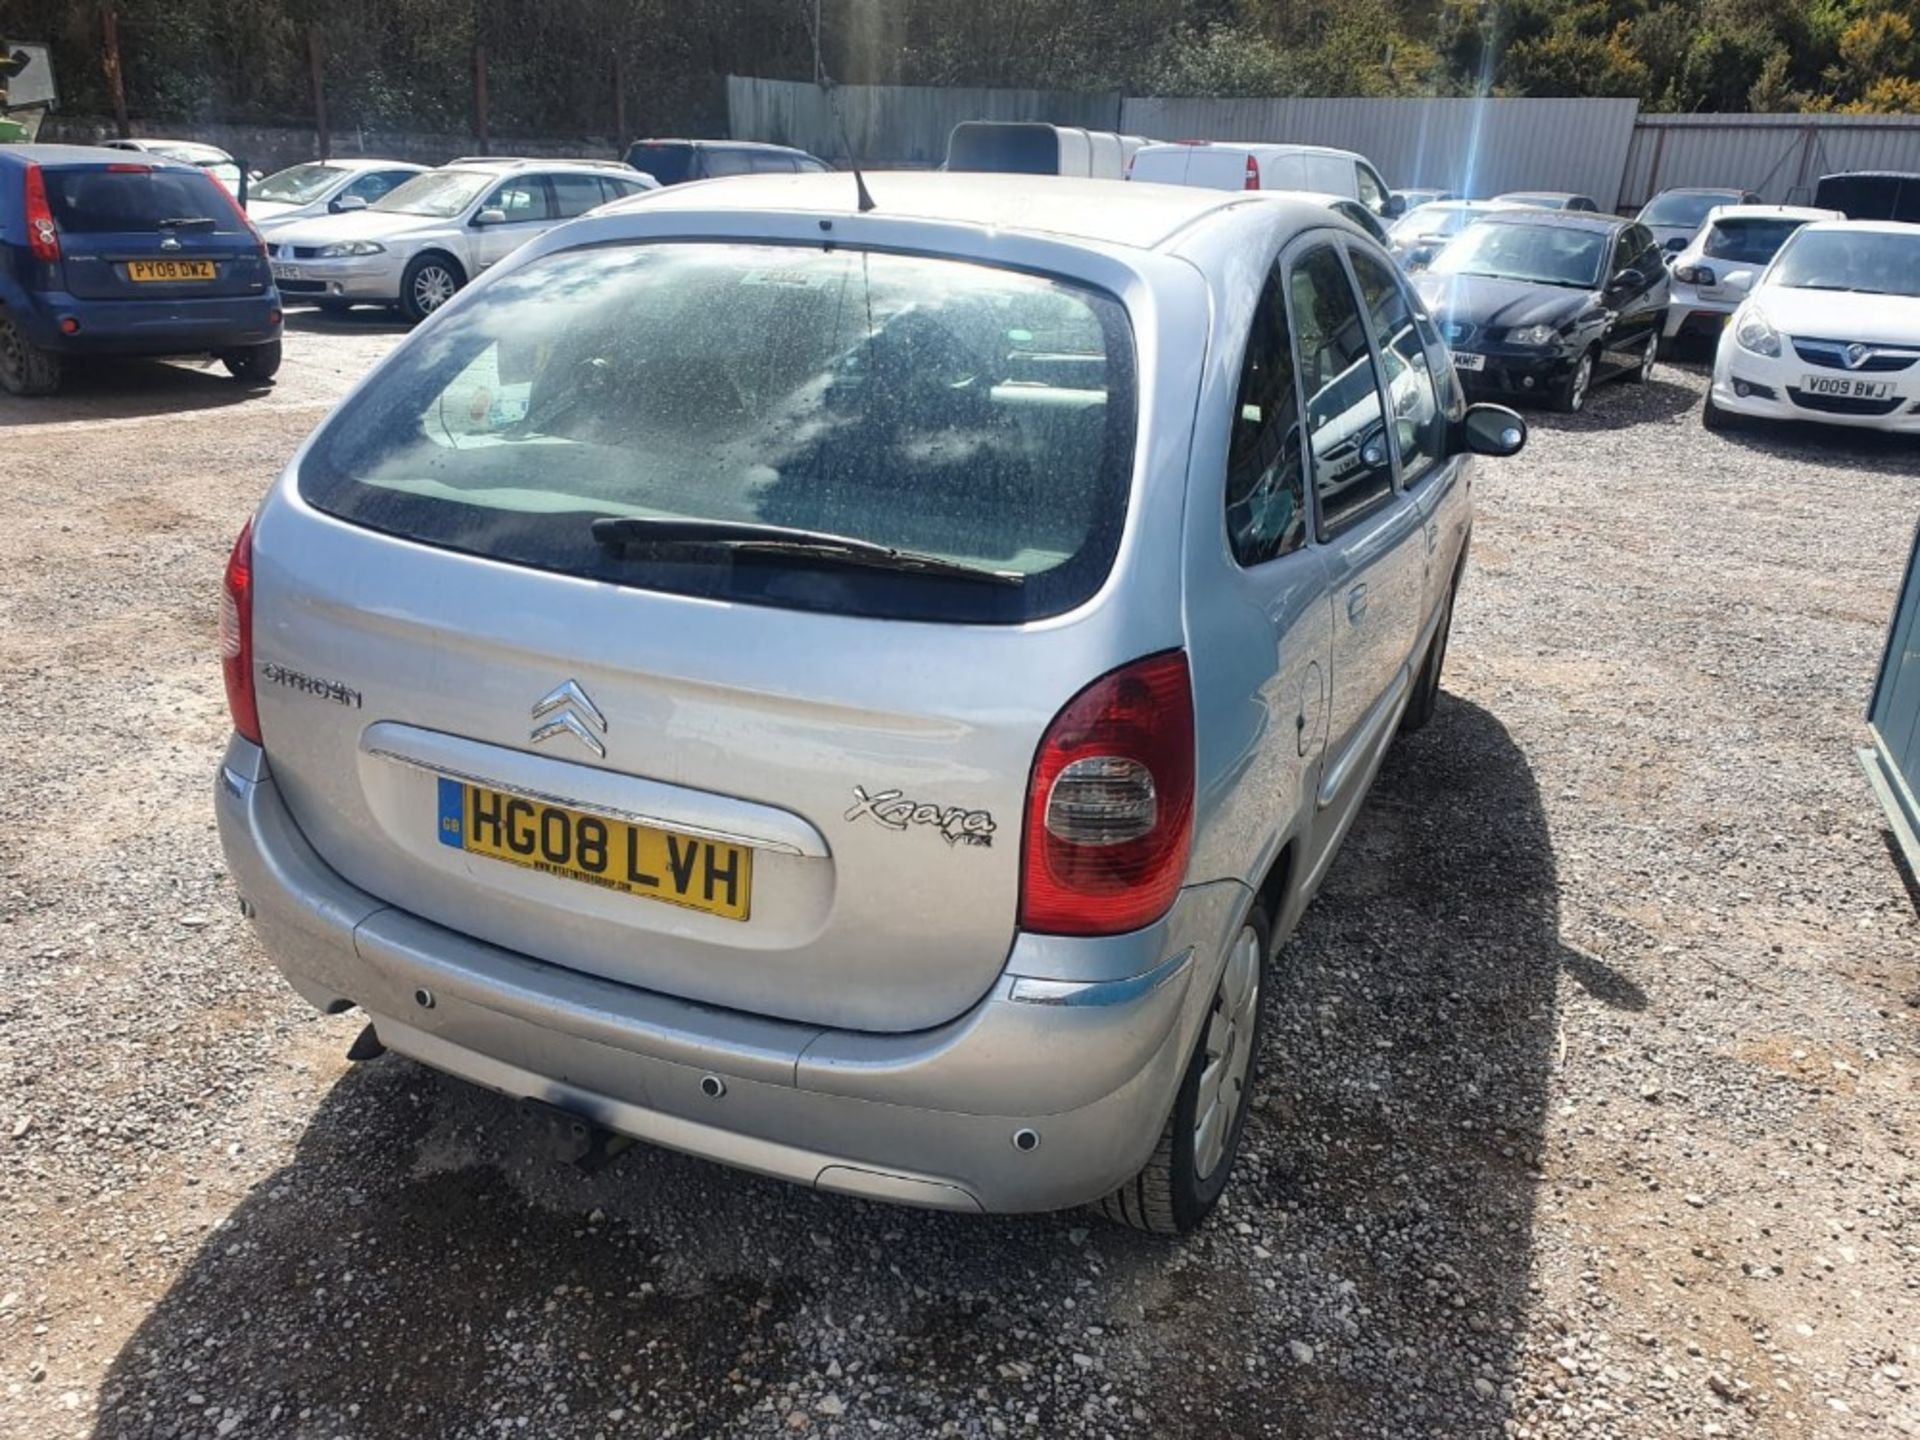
[1527,373,1701,431]
[0,359,264,427]
[283,307,412,337]
[90,697,1635,1439]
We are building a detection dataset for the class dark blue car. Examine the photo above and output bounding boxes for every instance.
[1,144,282,396]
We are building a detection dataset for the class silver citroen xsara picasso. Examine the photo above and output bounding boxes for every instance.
[216,173,1526,1233]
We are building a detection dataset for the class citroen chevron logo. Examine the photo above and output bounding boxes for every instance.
[530,680,607,759]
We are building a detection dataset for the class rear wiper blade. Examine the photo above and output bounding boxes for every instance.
[156,216,217,231]
[589,516,1025,587]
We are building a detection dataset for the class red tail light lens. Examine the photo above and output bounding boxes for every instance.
[23,163,59,264]
[1244,154,1261,190]
[220,520,261,744]
[1020,651,1194,936]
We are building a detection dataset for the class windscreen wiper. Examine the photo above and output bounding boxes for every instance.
[156,216,217,231]
[589,516,1026,587]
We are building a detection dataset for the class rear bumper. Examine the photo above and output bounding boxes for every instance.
[214,737,1247,1214]
[1662,300,1733,341]
[20,289,281,356]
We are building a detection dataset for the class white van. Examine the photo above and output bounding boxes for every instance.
[1129,141,1401,217]
[945,122,1147,181]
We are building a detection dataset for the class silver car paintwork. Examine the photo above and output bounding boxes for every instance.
[218,175,1471,1212]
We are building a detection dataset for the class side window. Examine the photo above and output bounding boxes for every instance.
[481,178,552,222]
[597,176,638,203]
[702,148,756,178]
[752,152,799,174]
[550,173,605,219]
[1224,265,1308,568]
[1349,249,1446,486]
[1305,154,1353,196]
[1356,165,1388,214]
[345,170,405,204]
[1288,245,1395,537]
[796,157,832,174]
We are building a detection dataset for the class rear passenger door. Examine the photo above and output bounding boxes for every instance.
[1604,224,1664,372]
[1286,238,1428,831]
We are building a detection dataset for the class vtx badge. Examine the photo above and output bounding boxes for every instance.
[530,680,607,759]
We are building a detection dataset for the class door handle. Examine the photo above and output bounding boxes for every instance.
[1347,583,1369,623]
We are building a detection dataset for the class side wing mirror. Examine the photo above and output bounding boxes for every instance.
[1453,403,1527,459]
[1607,267,1644,297]
[332,194,369,213]
[1383,192,1407,219]
[474,207,508,226]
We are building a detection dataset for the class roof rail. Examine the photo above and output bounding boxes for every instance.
[444,155,632,169]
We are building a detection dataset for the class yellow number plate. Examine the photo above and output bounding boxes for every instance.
[128,259,217,282]
[438,779,750,921]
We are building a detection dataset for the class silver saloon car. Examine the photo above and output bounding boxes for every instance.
[215,173,1526,1233]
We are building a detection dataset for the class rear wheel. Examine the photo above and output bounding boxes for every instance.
[222,340,281,385]
[399,253,463,324]
[0,312,62,397]
[1097,908,1269,1234]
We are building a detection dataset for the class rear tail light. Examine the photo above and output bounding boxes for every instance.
[23,163,59,264]
[210,176,269,257]
[220,520,261,744]
[1020,651,1194,936]
[1244,154,1261,190]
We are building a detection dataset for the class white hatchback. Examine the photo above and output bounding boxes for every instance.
[1706,220,1920,435]
[266,158,658,321]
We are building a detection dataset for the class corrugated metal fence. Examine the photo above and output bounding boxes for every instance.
[1118,96,1641,204]
[1619,114,1920,207]
[725,76,1119,169]
[729,76,1920,210]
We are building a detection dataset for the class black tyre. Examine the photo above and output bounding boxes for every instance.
[1625,330,1659,384]
[1097,907,1270,1235]
[316,298,354,316]
[1702,393,1742,433]
[0,311,62,396]
[1550,347,1597,413]
[399,252,464,324]
[1401,575,1457,735]
[222,340,282,384]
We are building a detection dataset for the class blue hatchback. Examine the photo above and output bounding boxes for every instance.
[0,144,283,396]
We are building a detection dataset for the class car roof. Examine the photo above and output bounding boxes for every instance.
[1703,204,1840,223]
[437,158,639,175]
[0,142,203,171]
[1133,140,1362,163]
[1480,208,1623,233]
[1496,190,1591,201]
[628,139,815,155]
[320,156,427,172]
[1651,186,1748,196]
[1798,218,1920,237]
[608,171,1325,251]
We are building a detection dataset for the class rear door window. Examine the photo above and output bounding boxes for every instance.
[1224,265,1308,567]
[1288,244,1395,536]
[299,243,1138,625]
[750,152,798,174]
[702,149,757,178]
[44,167,242,233]
[550,173,606,219]
[625,144,693,185]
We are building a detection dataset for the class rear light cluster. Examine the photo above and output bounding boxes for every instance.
[1673,264,1715,286]
[1019,651,1194,936]
[23,163,58,264]
[220,521,261,744]
[1244,154,1261,190]
[212,181,270,258]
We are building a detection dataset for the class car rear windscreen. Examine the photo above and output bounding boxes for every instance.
[623,143,694,184]
[45,167,242,232]
[299,242,1138,624]
[946,124,1058,175]
[1701,218,1806,264]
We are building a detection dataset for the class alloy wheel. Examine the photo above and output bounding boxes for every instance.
[1193,923,1262,1180]
[413,265,457,314]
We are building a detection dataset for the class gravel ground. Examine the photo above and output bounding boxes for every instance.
[2,327,1917,1440]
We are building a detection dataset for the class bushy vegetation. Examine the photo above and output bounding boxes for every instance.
[12,0,1918,136]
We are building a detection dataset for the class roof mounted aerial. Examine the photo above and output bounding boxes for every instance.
[798,1,874,212]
